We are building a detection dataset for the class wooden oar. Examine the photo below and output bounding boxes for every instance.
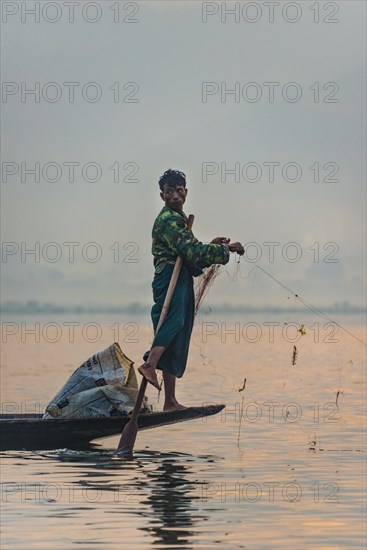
[117,214,195,457]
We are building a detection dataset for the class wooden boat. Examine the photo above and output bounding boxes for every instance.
[0,404,224,451]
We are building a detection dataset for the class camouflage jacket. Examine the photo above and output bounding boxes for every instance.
[151,206,230,276]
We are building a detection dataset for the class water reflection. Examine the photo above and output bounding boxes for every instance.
[3,448,214,549]
[137,457,203,548]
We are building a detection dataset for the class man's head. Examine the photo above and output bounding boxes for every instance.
[159,169,188,211]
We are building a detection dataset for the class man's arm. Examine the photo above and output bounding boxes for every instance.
[161,214,230,268]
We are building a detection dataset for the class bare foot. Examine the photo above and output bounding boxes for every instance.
[163,402,188,412]
[138,363,161,390]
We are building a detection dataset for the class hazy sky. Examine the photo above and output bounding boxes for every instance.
[1,0,366,308]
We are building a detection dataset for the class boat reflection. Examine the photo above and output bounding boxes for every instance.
[9,447,215,549]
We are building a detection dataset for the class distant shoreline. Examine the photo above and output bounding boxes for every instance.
[1,302,365,316]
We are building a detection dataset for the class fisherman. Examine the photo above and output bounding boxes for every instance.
[139,169,245,411]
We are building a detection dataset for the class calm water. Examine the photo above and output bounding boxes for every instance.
[1,314,366,549]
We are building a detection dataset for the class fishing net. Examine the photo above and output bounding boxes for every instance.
[194,264,222,316]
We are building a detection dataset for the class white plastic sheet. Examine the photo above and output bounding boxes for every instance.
[43,343,151,419]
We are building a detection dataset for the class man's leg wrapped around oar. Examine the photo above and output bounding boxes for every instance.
[140,263,195,410]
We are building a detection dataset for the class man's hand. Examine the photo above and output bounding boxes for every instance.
[228,242,245,255]
[211,237,245,255]
[211,237,230,244]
